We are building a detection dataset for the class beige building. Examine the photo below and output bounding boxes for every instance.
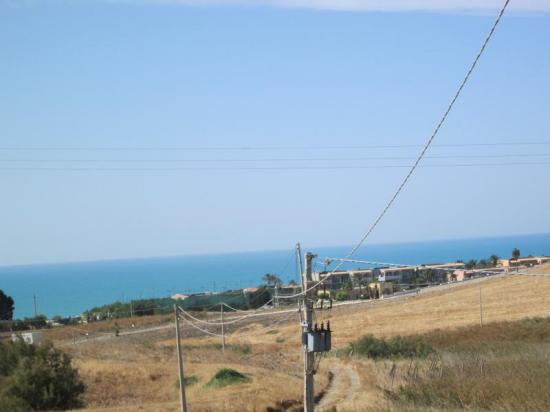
[499,256,550,268]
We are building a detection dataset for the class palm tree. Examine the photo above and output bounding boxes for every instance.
[490,255,499,267]
[352,273,364,295]
[512,248,521,259]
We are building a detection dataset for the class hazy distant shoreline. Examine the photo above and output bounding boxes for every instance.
[1,233,549,319]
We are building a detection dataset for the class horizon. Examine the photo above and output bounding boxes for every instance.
[1,231,548,269]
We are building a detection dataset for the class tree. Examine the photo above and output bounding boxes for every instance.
[133,300,156,317]
[0,290,14,321]
[0,340,85,410]
[262,273,281,287]
[288,280,297,286]
[465,259,478,270]
[490,254,499,267]
[512,248,521,259]
[352,272,364,296]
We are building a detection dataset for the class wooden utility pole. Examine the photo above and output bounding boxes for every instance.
[302,252,315,412]
[174,305,188,412]
[33,294,38,317]
[221,304,225,354]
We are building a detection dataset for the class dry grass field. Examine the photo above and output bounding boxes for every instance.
[51,264,550,411]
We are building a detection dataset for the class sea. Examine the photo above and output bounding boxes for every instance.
[1,233,549,319]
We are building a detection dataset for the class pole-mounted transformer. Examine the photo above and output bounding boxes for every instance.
[302,321,332,353]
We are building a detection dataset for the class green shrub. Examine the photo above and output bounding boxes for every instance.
[335,291,350,301]
[349,334,434,359]
[175,375,199,389]
[0,340,85,410]
[205,368,250,388]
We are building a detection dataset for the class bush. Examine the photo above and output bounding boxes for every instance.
[0,340,84,410]
[175,375,199,389]
[205,368,250,388]
[349,334,434,359]
[335,291,350,301]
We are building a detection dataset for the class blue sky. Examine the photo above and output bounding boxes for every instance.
[0,1,549,266]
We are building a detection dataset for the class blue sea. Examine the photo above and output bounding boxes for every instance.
[1,233,549,319]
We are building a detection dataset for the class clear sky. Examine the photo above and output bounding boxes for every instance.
[1,0,549,266]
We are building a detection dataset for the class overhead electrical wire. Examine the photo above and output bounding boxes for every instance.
[0,139,547,151]
[278,0,513,300]
[0,162,547,171]
[2,153,550,163]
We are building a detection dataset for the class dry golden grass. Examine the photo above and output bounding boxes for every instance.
[55,265,550,412]
[42,314,173,341]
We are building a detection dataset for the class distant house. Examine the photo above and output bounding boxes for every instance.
[376,266,417,282]
[376,263,465,283]
[499,256,550,269]
[449,270,466,282]
[314,269,374,290]
[171,294,189,301]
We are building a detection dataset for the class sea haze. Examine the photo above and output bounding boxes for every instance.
[1,233,549,319]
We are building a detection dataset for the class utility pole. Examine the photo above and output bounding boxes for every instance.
[220,304,225,354]
[33,294,38,317]
[296,243,303,288]
[302,252,315,412]
[174,305,188,412]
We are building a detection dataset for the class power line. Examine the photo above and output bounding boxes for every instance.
[322,258,412,267]
[0,162,547,171]
[0,140,548,151]
[2,153,550,163]
[280,0,512,300]
[324,0,513,275]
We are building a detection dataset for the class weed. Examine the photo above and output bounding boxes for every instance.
[205,368,250,389]
[348,334,434,359]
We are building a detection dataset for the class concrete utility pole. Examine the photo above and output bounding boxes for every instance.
[174,305,188,412]
[302,252,315,412]
[221,304,225,354]
[296,243,303,285]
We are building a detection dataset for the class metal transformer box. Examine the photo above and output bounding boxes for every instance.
[302,330,331,353]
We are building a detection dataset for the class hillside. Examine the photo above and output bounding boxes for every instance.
[52,264,550,411]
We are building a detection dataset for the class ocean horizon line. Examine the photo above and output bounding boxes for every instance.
[2,231,549,270]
